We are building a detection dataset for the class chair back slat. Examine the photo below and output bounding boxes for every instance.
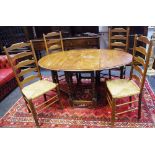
[111,42,126,47]
[15,59,35,69]
[130,34,153,92]
[132,74,142,84]
[18,67,38,77]
[21,75,40,86]
[48,44,62,51]
[47,41,62,48]
[8,42,30,51]
[112,48,124,51]
[47,39,61,47]
[134,56,145,67]
[4,41,42,90]
[135,46,147,56]
[111,35,127,40]
[12,51,33,61]
[111,28,127,32]
[133,65,144,76]
[43,31,64,55]
[45,32,60,37]
[138,35,150,44]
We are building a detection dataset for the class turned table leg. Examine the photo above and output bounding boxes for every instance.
[96,71,100,85]
[65,72,74,106]
[91,71,97,106]
[51,71,58,83]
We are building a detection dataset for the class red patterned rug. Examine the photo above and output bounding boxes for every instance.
[0,77,155,128]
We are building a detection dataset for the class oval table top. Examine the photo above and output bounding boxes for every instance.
[38,49,132,72]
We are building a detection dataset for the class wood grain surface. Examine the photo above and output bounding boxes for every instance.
[38,49,132,71]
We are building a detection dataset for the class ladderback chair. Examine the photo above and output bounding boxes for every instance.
[43,31,66,84]
[108,27,130,79]
[43,31,64,55]
[4,41,63,127]
[106,35,153,126]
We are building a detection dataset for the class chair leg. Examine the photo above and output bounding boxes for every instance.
[75,73,80,86]
[51,71,56,83]
[65,72,73,106]
[91,71,97,106]
[55,71,60,84]
[129,96,132,107]
[96,71,100,85]
[109,69,111,79]
[120,66,124,79]
[28,100,40,127]
[23,97,31,113]
[43,94,47,101]
[123,67,126,79]
[75,73,79,83]
[111,99,116,127]
[78,73,82,84]
[138,93,142,120]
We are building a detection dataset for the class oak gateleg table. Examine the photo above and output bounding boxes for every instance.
[38,49,132,107]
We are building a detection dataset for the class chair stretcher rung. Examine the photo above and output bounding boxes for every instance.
[36,95,58,113]
[116,100,138,107]
[37,100,59,113]
[58,78,66,82]
[116,108,138,115]
[73,100,92,104]
[45,91,57,97]
[36,95,58,108]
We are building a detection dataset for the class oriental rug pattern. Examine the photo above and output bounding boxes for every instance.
[0,77,155,128]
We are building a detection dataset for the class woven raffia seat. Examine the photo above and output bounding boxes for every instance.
[22,80,57,100]
[106,79,140,98]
